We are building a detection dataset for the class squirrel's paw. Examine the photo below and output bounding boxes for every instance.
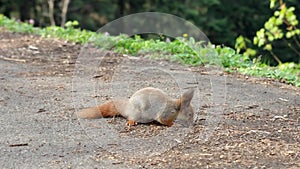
[160,119,174,127]
[126,120,137,126]
[107,116,116,123]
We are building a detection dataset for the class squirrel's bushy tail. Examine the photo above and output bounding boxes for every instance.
[76,101,120,119]
[76,99,129,119]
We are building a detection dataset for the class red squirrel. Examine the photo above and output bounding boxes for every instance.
[76,87,195,126]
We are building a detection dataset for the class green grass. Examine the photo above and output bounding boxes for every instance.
[0,14,299,87]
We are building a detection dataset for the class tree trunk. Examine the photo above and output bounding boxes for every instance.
[48,0,56,26]
[61,0,71,27]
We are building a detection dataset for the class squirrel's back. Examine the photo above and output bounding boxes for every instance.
[125,87,179,124]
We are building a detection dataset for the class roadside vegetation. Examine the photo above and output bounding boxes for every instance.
[0,13,299,87]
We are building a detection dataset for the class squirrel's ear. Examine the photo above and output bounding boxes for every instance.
[181,88,195,107]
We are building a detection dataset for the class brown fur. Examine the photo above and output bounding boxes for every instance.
[126,120,137,126]
[76,87,194,126]
[176,99,181,109]
[160,118,174,126]
[76,100,121,119]
[98,101,119,117]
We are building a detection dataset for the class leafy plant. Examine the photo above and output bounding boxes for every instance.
[235,0,300,64]
[1,14,299,87]
[239,62,300,86]
[0,14,36,33]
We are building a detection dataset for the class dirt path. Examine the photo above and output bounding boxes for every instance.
[0,30,299,168]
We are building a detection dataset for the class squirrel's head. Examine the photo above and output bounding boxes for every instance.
[176,88,195,126]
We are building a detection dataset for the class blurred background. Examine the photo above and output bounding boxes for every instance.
[1,0,299,64]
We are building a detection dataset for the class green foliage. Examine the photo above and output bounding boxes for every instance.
[1,0,299,65]
[239,62,300,87]
[216,46,249,68]
[65,20,79,28]
[112,35,207,65]
[0,14,94,44]
[39,25,94,43]
[1,14,299,87]
[236,0,300,65]
[235,36,257,58]
[253,2,300,53]
[0,14,35,33]
[0,0,275,47]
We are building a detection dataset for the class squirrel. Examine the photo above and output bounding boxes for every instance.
[76,87,195,126]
